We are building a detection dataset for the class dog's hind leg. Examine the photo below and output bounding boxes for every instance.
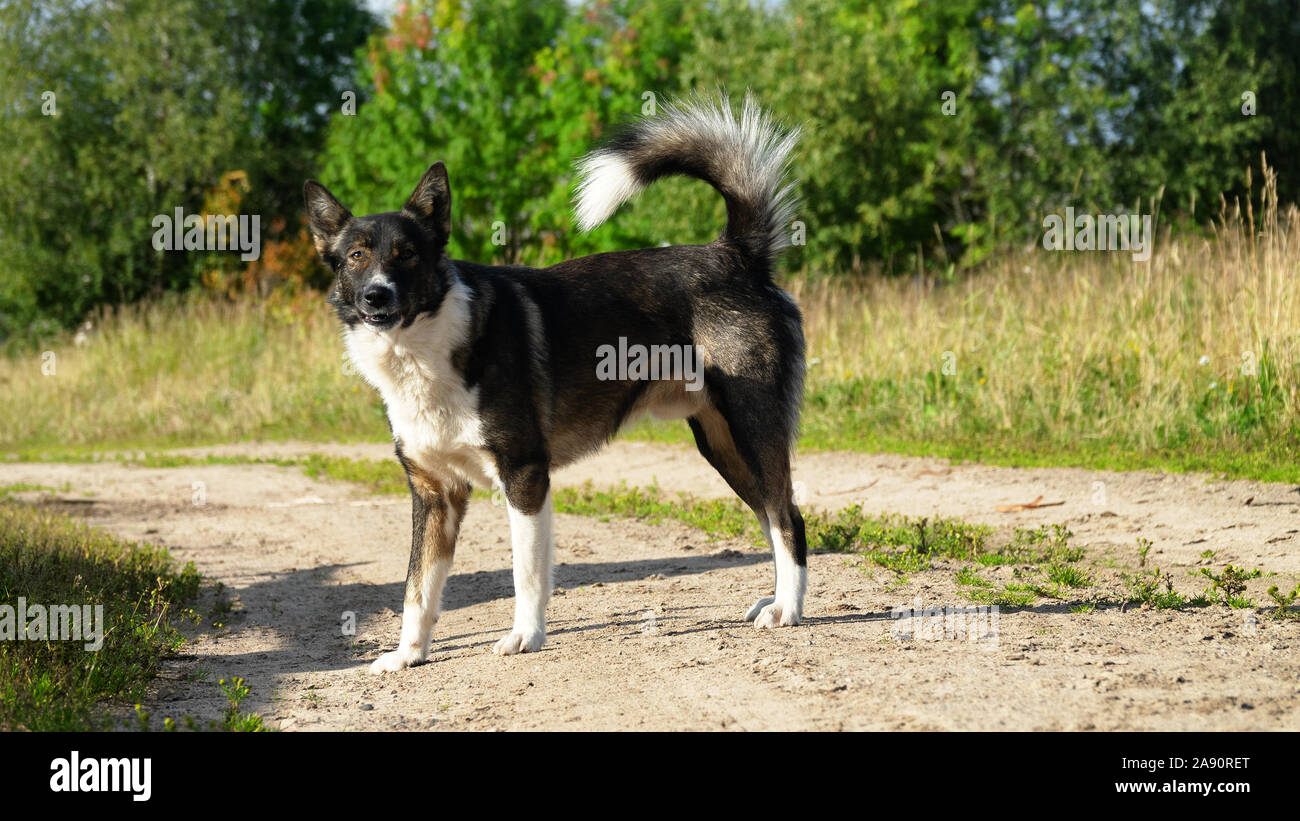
[371,470,469,673]
[750,480,808,628]
[689,405,807,626]
[742,444,807,628]
[689,407,768,519]
[493,462,553,656]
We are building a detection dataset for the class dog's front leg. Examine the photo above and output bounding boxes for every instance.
[370,474,468,674]
[493,465,553,655]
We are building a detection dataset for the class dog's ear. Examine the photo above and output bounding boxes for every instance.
[403,162,452,244]
[303,180,352,257]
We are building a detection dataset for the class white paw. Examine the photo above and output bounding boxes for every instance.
[368,646,426,674]
[744,597,775,621]
[752,600,801,629]
[493,630,545,656]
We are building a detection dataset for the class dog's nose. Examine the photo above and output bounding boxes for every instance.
[362,283,396,311]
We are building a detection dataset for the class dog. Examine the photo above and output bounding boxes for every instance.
[304,94,808,673]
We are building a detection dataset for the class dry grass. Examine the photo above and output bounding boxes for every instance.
[0,293,386,451]
[789,165,1298,478]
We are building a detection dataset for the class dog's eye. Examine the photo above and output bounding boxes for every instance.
[350,250,364,261]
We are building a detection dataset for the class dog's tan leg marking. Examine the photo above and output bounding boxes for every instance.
[370,468,469,674]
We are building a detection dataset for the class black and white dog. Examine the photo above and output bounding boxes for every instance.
[305,95,809,673]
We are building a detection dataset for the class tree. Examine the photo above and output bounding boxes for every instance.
[320,0,698,264]
[0,0,377,341]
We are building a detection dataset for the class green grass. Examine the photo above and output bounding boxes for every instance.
[550,484,1018,573]
[538,481,1095,605]
[553,481,761,542]
[1046,561,1092,589]
[301,454,409,495]
[0,502,201,730]
[955,566,992,587]
[960,586,1038,608]
[0,482,57,497]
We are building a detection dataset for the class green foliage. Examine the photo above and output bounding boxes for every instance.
[682,0,986,269]
[314,0,1290,274]
[3,0,1299,356]
[0,0,375,343]
[999,524,1082,564]
[956,566,992,587]
[0,0,237,339]
[320,0,699,264]
[673,0,1277,269]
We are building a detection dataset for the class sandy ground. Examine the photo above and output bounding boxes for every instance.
[3,441,1298,731]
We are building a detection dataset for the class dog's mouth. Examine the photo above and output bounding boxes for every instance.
[360,310,401,329]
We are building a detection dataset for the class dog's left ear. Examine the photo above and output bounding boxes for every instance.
[404,162,452,244]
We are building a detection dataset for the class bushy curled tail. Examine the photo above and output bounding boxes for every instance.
[573,92,801,275]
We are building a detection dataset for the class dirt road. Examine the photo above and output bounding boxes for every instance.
[3,441,1297,730]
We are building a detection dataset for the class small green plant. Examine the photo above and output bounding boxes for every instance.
[864,547,930,575]
[1127,568,1202,610]
[1265,583,1300,620]
[1137,537,1153,568]
[217,677,265,732]
[956,566,992,587]
[1000,524,1081,564]
[960,586,1036,607]
[1046,562,1091,589]
[1199,565,1263,606]
[1008,581,1055,599]
[554,481,761,543]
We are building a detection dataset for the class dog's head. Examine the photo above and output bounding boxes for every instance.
[304,163,453,331]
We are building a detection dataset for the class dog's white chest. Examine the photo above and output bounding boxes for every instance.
[343,287,496,489]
